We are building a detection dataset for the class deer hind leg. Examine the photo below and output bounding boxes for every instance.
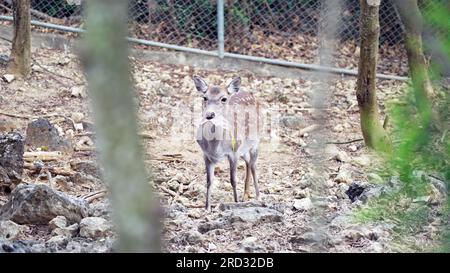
[242,153,252,201]
[250,148,260,201]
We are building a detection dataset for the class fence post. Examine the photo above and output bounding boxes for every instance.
[217,0,225,59]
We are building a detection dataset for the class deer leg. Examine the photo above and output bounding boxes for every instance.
[250,148,260,201]
[242,154,252,201]
[205,157,215,211]
[229,156,238,203]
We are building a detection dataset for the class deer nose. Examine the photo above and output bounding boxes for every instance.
[205,112,215,120]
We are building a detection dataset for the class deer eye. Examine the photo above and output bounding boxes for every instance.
[221,97,227,103]
[203,97,208,101]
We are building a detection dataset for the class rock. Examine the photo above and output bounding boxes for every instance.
[336,183,349,199]
[74,123,84,131]
[293,188,310,199]
[70,160,101,179]
[89,200,111,218]
[219,201,265,211]
[70,86,86,98]
[229,207,283,224]
[353,155,371,167]
[0,119,17,133]
[345,183,366,202]
[336,151,351,162]
[25,118,71,151]
[349,145,358,152]
[185,230,203,245]
[166,179,179,192]
[299,173,313,189]
[289,232,320,245]
[368,242,383,253]
[293,198,313,211]
[2,74,15,83]
[167,202,187,219]
[0,220,27,240]
[334,167,352,184]
[0,132,24,189]
[79,217,111,239]
[208,243,217,251]
[280,115,303,129]
[333,124,344,132]
[51,223,79,238]
[325,144,340,158]
[70,172,100,185]
[368,173,384,184]
[46,235,69,246]
[53,175,72,191]
[239,237,266,253]
[48,216,67,230]
[198,218,228,234]
[71,112,84,123]
[0,240,30,253]
[0,184,89,224]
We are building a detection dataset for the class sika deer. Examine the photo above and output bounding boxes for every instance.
[193,76,261,211]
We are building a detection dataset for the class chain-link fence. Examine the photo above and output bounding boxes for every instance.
[0,0,446,77]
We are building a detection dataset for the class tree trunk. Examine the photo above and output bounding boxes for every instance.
[8,0,31,77]
[83,0,160,252]
[356,0,392,152]
[394,0,437,127]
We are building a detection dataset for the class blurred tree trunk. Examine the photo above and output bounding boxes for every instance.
[8,0,31,77]
[356,0,392,152]
[83,0,160,252]
[394,0,438,128]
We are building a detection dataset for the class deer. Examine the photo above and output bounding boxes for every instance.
[193,75,261,211]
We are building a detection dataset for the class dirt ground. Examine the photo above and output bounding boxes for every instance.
[0,37,442,253]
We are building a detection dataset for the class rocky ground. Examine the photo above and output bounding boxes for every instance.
[0,38,447,253]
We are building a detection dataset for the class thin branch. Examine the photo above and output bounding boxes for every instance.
[326,138,364,145]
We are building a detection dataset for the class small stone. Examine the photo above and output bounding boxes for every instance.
[239,236,266,253]
[368,173,384,184]
[293,188,310,199]
[293,198,313,211]
[229,207,283,224]
[353,155,370,166]
[51,223,79,238]
[208,243,217,251]
[70,160,101,179]
[333,124,344,132]
[336,151,350,162]
[48,216,67,230]
[70,86,86,98]
[2,74,15,83]
[349,145,358,152]
[71,112,84,123]
[74,123,84,131]
[0,220,27,240]
[79,217,111,239]
[185,230,203,245]
[46,235,69,246]
[335,167,352,184]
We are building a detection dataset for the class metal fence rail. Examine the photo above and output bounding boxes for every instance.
[0,0,444,79]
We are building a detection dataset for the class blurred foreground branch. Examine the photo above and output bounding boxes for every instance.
[82,0,160,252]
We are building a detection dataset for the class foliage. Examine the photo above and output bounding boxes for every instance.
[354,0,449,252]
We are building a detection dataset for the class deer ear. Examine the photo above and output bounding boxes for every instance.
[193,76,208,93]
[227,77,241,94]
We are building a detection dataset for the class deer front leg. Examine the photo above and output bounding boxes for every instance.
[205,157,215,211]
[229,155,238,202]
